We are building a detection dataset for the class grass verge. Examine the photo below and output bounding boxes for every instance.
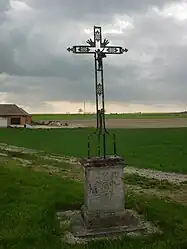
[0,160,187,249]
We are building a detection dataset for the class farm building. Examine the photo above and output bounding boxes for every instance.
[0,104,32,127]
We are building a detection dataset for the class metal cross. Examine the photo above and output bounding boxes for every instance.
[67,26,128,158]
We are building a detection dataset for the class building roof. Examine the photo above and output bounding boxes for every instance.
[0,104,31,116]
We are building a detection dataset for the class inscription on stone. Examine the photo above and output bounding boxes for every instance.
[89,183,98,194]
[86,167,124,211]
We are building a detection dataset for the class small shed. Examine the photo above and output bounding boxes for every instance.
[0,104,32,127]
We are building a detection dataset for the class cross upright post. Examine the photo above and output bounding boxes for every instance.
[67,26,128,158]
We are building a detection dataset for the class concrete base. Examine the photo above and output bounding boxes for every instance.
[57,210,160,245]
[80,205,133,229]
[72,210,145,237]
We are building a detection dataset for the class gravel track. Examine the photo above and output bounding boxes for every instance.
[0,143,186,184]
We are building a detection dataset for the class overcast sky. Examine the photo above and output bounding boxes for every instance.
[0,0,187,113]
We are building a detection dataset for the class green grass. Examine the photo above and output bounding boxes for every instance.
[32,112,187,120]
[0,160,83,249]
[0,127,187,173]
[1,160,187,249]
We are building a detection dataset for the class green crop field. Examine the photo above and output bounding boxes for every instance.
[0,127,187,173]
[32,112,187,120]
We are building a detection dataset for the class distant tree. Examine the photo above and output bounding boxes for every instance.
[78,108,83,113]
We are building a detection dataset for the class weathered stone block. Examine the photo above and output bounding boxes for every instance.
[82,156,125,213]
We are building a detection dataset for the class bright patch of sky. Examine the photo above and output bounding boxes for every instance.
[153,1,187,21]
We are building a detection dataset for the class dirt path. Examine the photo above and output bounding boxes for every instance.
[124,166,187,184]
[126,185,187,205]
[0,143,187,184]
[1,143,187,205]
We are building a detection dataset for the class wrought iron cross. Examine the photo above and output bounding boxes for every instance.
[67,26,128,158]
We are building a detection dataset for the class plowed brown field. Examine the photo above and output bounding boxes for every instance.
[59,118,187,128]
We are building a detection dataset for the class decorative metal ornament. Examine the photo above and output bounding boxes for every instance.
[67,47,75,53]
[86,38,95,47]
[77,46,90,53]
[95,30,101,41]
[97,83,103,96]
[106,47,118,53]
[67,26,128,158]
[101,38,110,47]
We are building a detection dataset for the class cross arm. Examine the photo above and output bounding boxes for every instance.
[102,46,128,54]
[67,45,96,54]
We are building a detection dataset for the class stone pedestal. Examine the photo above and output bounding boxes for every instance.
[71,156,142,237]
[81,156,125,228]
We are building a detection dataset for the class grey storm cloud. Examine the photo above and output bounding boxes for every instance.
[0,0,187,110]
[0,0,10,11]
[24,0,180,17]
